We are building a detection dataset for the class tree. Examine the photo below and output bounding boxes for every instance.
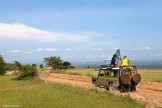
[32,64,37,67]
[62,61,71,69]
[0,55,6,75]
[44,56,63,73]
[39,64,44,68]
[14,61,22,68]
[5,63,17,71]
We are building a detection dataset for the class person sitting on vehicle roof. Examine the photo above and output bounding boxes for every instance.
[121,56,129,66]
[111,55,117,67]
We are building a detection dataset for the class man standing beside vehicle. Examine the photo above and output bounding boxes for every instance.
[114,49,122,66]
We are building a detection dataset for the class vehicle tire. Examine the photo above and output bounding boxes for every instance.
[119,73,130,85]
[93,81,99,92]
[120,86,125,93]
[131,73,141,85]
[109,83,116,92]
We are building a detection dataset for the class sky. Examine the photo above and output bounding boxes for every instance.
[0,0,162,63]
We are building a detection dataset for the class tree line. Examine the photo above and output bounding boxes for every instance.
[0,55,74,80]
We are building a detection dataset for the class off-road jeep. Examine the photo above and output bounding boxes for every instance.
[92,60,141,92]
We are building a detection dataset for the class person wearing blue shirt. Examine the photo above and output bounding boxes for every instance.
[114,49,122,66]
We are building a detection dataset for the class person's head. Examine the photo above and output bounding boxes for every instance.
[123,56,127,59]
[113,55,117,58]
[117,49,120,52]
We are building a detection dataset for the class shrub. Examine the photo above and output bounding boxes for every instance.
[39,64,44,68]
[0,55,6,75]
[70,66,75,69]
[16,65,37,80]
[5,63,17,71]
[62,61,71,69]
[32,64,37,67]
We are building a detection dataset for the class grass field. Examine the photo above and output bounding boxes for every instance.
[64,68,162,82]
[137,68,162,82]
[0,76,144,108]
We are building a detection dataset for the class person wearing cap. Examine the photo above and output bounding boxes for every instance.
[122,56,129,66]
[114,49,122,66]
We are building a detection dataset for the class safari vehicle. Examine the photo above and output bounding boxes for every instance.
[92,60,141,93]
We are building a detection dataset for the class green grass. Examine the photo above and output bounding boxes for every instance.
[63,68,98,77]
[138,68,162,82]
[65,68,162,82]
[0,76,144,108]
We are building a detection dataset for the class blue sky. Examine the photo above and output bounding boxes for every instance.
[0,0,162,63]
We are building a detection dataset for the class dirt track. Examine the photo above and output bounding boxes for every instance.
[38,73,162,108]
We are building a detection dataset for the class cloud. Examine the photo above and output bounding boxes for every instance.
[36,48,43,52]
[45,48,58,51]
[9,49,33,55]
[65,48,72,51]
[92,48,103,51]
[99,54,111,59]
[10,50,20,53]
[76,49,81,51]
[0,22,91,42]
[23,51,33,55]
[130,47,151,51]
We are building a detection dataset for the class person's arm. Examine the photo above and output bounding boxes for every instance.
[120,55,122,60]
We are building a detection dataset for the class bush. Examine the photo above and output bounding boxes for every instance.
[0,55,6,75]
[16,65,37,80]
[5,63,17,71]
[39,64,44,68]
[70,66,75,69]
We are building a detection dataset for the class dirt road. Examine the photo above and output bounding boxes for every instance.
[38,73,162,108]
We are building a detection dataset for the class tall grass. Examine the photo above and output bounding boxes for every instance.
[65,68,162,82]
[63,68,98,77]
[0,76,144,108]
[138,68,162,82]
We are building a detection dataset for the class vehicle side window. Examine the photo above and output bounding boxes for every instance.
[111,70,118,77]
[98,70,105,76]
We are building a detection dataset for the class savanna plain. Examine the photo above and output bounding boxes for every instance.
[1,68,162,108]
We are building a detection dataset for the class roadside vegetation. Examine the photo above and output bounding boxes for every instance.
[0,54,161,107]
[44,56,73,73]
[137,69,162,82]
[0,55,6,75]
[0,76,144,108]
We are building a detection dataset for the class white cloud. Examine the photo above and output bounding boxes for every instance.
[23,51,33,55]
[85,55,97,59]
[10,50,20,53]
[10,50,33,55]
[36,48,43,52]
[76,49,81,51]
[65,48,72,51]
[130,47,151,51]
[92,48,103,51]
[73,48,81,52]
[113,48,119,50]
[99,54,111,59]
[45,48,58,51]
[0,22,91,42]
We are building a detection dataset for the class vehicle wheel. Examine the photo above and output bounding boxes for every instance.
[131,73,141,85]
[109,83,116,92]
[93,82,99,93]
[120,86,124,93]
